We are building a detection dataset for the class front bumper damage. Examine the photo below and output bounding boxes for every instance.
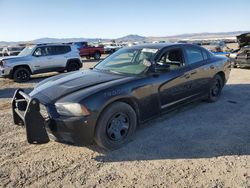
[12,89,95,145]
[12,89,50,144]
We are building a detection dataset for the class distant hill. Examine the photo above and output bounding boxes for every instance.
[0,31,249,46]
[33,37,107,44]
[147,31,250,42]
[163,31,247,39]
[116,34,147,42]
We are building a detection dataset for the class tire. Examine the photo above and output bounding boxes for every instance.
[94,102,137,150]
[13,67,30,82]
[207,74,223,102]
[94,51,101,60]
[66,61,79,72]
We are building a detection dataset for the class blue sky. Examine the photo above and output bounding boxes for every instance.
[0,0,249,41]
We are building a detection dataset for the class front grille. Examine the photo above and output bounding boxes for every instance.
[39,104,49,119]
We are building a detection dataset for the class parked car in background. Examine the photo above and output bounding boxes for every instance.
[203,40,226,52]
[104,43,123,53]
[237,33,250,48]
[0,43,81,82]
[229,45,250,68]
[7,46,25,56]
[72,41,104,60]
[0,47,4,56]
[11,43,231,150]
[0,47,9,56]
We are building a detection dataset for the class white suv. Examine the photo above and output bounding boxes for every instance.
[0,44,82,82]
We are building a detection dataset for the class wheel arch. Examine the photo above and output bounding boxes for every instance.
[11,64,32,78]
[94,50,101,54]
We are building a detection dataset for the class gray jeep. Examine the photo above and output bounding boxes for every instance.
[0,44,82,82]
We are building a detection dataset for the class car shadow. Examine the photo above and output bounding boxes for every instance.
[28,72,59,83]
[91,84,250,162]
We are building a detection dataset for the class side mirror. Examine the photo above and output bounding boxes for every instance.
[151,63,170,72]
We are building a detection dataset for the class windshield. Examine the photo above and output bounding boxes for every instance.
[18,46,35,56]
[95,48,158,75]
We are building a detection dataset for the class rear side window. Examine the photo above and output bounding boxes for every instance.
[53,46,71,55]
[185,47,204,64]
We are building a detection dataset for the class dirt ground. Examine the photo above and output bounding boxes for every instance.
[0,59,249,187]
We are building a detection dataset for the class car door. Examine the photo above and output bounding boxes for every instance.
[183,46,211,96]
[52,46,71,68]
[31,46,55,72]
[156,47,196,111]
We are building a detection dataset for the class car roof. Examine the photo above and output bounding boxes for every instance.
[125,43,194,50]
[35,43,71,47]
[124,43,214,57]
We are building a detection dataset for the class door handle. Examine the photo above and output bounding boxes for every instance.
[47,57,53,60]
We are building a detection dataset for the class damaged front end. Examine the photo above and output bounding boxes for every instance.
[12,89,50,144]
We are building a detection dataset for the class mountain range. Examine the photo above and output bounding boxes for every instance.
[0,31,249,46]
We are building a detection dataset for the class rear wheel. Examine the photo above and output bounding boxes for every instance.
[94,102,137,150]
[13,67,30,82]
[207,74,223,102]
[94,51,101,60]
[66,61,79,72]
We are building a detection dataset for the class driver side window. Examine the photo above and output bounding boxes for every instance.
[158,48,184,70]
[33,47,53,57]
[34,47,42,56]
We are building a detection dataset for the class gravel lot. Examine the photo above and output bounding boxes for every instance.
[0,61,249,187]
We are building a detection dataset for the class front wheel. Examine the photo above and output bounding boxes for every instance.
[207,74,223,102]
[13,67,30,82]
[94,102,137,150]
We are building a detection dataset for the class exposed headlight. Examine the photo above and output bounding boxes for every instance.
[55,102,90,117]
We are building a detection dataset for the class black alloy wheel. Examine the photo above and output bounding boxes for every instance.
[67,62,79,72]
[13,67,30,82]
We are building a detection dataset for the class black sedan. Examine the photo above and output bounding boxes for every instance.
[12,43,231,150]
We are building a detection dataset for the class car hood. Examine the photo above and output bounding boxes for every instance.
[0,55,27,62]
[30,70,128,102]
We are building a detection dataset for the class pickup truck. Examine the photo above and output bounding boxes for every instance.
[72,42,104,60]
